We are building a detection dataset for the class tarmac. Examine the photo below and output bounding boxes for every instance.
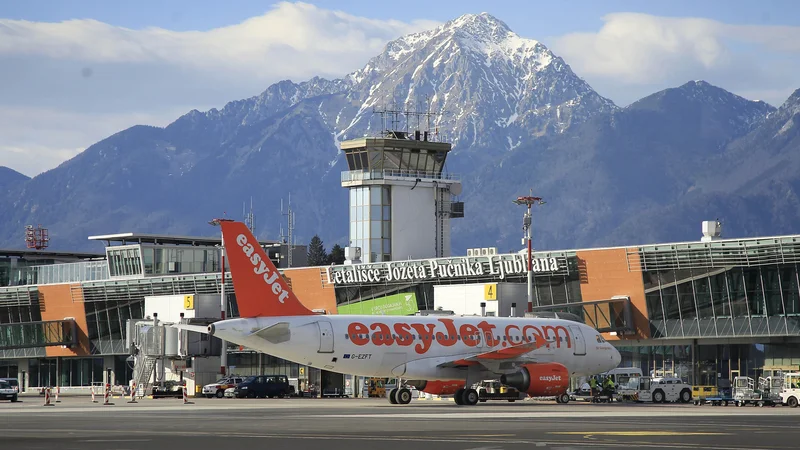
[3,395,800,450]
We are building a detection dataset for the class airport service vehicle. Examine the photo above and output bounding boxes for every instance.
[177,221,621,406]
[599,367,642,401]
[202,376,246,398]
[732,376,778,407]
[780,372,800,407]
[476,379,528,403]
[630,376,693,403]
[0,380,18,402]
[234,375,292,399]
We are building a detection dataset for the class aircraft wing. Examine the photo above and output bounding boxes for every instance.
[438,334,549,371]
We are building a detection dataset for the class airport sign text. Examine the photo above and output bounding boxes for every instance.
[327,255,560,285]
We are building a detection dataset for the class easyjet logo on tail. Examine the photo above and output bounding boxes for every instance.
[236,233,289,304]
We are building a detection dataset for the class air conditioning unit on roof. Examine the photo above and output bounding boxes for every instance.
[481,248,489,256]
[487,247,497,255]
[467,249,475,257]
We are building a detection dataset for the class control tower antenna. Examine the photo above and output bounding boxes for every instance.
[280,194,296,268]
[371,97,448,141]
[513,190,546,313]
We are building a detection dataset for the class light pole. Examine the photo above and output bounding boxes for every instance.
[209,218,234,376]
[513,192,545,313]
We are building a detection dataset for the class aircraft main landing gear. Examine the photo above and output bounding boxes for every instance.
[387,387,412,405]
[453,388,479,406]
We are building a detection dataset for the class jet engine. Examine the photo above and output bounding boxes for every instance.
[499,363,569,397]
[406,380,464,395]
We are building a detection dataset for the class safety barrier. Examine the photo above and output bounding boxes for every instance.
[127,382,138,403]
[103,383,114,406]
[43,387,54,407]
[182,384,193,405]
[90,385,97,403]
[55,386,60,403]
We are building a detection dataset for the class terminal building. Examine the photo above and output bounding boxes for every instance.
[2,130,800,396]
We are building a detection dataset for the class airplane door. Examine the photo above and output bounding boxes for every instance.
[569,325,586,356]
[317,320,334,353]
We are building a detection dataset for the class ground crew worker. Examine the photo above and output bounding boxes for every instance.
[589,377,598,397]
[604,376,615,396]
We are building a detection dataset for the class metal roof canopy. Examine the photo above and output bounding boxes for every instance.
[88,232,278,247]
[0,248,104,260]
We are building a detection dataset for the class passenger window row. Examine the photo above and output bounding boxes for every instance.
[344,334,568,343]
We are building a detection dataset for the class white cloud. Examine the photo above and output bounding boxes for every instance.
[0,1,438,176]
[0,106,182,177]
[552,13,800,106]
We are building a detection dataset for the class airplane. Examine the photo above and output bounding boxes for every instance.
[177,220,621,406]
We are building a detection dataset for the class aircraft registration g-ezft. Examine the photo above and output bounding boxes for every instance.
[180,221,621,406]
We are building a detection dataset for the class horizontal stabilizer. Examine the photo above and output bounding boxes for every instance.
[171,324,209,334]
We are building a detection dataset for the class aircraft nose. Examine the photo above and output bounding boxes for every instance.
[610,346,621,368]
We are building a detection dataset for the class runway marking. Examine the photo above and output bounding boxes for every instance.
[80,439,152,442]
[551,431,730,436]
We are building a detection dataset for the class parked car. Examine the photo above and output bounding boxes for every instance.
[152,381,184,399]
[234,375,292,399]
[202,376,245,398]
[0,380,18,402]
[0,378,19,393]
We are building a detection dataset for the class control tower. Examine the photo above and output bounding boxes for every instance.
[340,130,464,263]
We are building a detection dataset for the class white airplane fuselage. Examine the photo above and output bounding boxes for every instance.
[210,314,621,380]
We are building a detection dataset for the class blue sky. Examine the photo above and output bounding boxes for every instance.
[2,1,800,177]
[5,0,800,34]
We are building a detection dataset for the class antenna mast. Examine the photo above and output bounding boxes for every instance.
[243,197,256,235]
[280,194,295,268]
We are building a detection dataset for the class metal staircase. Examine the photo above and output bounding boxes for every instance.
[133,356,156,397]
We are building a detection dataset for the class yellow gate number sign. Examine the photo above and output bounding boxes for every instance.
[484,283,497,300]
[184,294,195,310]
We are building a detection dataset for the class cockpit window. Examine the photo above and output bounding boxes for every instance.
[596,335,607,343]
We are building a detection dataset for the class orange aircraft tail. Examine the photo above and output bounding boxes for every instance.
[220,220,314,317]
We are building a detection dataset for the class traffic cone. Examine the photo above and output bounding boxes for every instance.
[55,386,61,403]
[91,385,97,403]
[43,387,54,407]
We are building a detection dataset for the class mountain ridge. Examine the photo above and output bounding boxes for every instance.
[1,13,797,255]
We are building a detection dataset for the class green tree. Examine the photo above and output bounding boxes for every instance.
[327,244,345,265]
[307,235,328,266]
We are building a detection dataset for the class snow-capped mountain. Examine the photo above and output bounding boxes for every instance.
[0,13,792,253]
[333,13,616,153]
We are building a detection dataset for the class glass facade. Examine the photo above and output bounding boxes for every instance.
[107,246,143,277]
[141,246,221,276]
[349,186,391,263]
[644,264,800,338]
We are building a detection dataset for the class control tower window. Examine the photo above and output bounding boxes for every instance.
[349,186,391,263]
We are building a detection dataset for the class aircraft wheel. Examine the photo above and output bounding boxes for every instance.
[462,389,479,406]
[388,388,398,404]
[559,393,570,404]
[396,388,412,405]
[454,388,465,405]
